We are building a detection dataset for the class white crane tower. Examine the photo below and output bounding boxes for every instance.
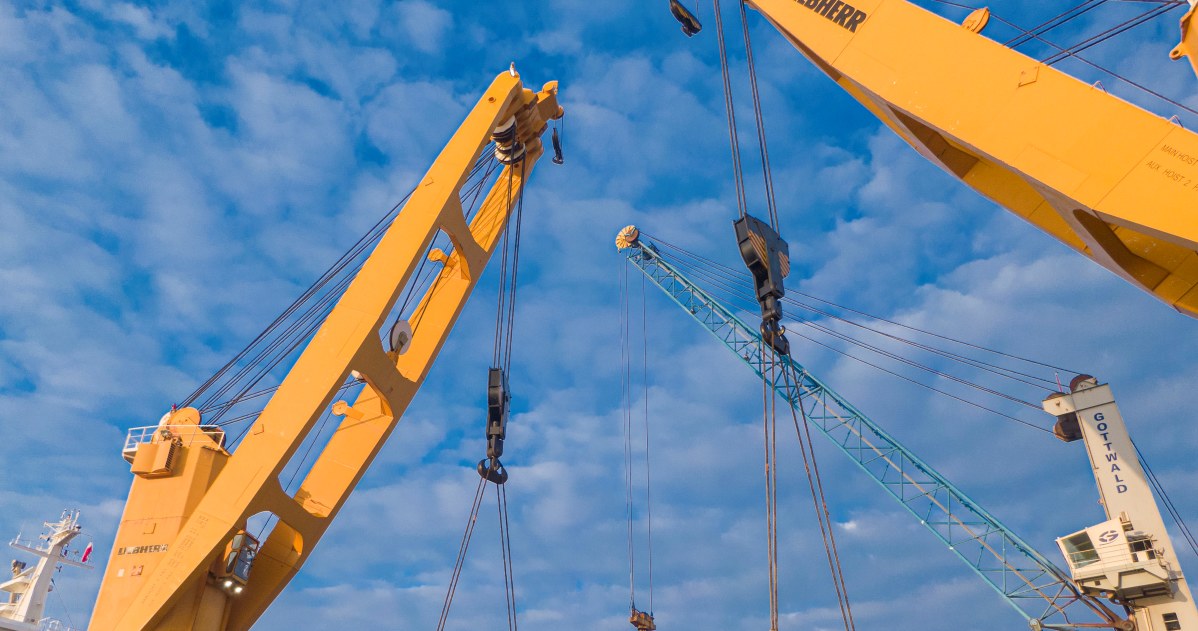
[1046,376,1197,631]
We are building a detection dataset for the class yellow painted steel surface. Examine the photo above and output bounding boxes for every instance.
[90,69,562,631]
[750,0,1198,317]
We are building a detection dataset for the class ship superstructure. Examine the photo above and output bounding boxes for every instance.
[0,511,92,631]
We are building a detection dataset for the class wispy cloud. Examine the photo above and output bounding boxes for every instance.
[1,2,1196,630]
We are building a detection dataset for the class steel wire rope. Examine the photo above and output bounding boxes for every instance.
[497,483,519,631]
[659,246,1063,390]
[212,222,463,432]
[640,272,656,615]
[780,362,856,630]
[651,251,1052,409]
[718,0,800,598]
[191,150,496,415]
[436,475,489,631]
[1004,0,1110,48]
[785,298,1061,389]
[619,260,661,618]
[797,318,1044,409]
[438,152,531,631]
[200,152,500,425]
[738,0,781,229]
[204,269,360,424]
[625,252,1052,430]
[712,0,750,219]
[620,262,639,609]
[1042,2,1179,65]
[924,0,1198,119]
[249,382,360,543]
[641,231,1083,376]
[492,165,517,367]
[208,220,423,419]
[1132,440,1198,559]
[658,259,1042,404]
[206,273,357,423]
[492,160,528,631]
[788,329,1053,433]
[192,223,387,413]
[396,152,501,336]
[642,233,1082,378]
[762,348,780,631]
[50,580,77,630]
[774,368,1107,625]
[179,186,411,409]
[502,160,528,377]
[222,378,361,453]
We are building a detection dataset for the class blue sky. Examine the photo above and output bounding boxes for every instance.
[2,1,1198,630]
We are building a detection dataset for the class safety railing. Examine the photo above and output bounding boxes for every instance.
[123,424,226,459]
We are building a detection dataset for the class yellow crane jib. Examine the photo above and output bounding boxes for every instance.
[746,0,1198,318]
[90,68,562,631]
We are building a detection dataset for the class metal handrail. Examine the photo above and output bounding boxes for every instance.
[123,424,226,454]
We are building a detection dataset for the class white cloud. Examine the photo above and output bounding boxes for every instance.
[2,2,1197,630]
[393,1,452,55]
[107,3,174,41]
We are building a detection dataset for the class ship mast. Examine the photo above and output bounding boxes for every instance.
[0,511,92,631]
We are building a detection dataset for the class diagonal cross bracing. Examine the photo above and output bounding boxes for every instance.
[623,240,1122,629]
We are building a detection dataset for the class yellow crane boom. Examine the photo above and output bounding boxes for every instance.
[748,0,1198,317]
[90,69,562,631]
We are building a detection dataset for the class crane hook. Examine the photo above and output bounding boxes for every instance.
[551,126,564,165]
[669,0,702,37]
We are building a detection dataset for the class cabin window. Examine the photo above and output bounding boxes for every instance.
[1129,536,1157,562]
[1062,532,1100,568]
[1163,612,1181,630]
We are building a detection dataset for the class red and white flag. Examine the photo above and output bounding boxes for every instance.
[80,543,93,564]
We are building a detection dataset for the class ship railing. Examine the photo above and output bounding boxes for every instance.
[122,424,227,460]
[39,618,83,631]
[9,534,44,552]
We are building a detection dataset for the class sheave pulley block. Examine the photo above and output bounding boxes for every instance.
[477,367,511,484]
[734,213,790,356]
[669,0,703,37]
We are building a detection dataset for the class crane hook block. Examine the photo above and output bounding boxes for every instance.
[551,126,564,165]
[630,607,657,631]
[734,214,791,356]
[477,458,509,484]
[669,0,702,37]
[486,367,510,460]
